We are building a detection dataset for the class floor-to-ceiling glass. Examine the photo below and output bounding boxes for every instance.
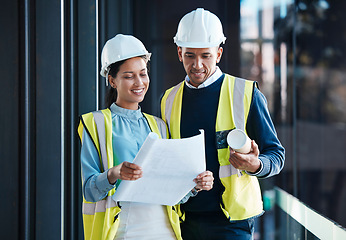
[240,0,346,239]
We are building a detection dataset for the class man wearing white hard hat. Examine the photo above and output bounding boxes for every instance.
[78,34,213,240]
[161,8,285,239]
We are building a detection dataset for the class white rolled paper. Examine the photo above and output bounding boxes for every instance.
[227,129,251,154]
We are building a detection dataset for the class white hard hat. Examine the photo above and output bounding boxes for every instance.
[174,8,226,48]
[100,34,151,78]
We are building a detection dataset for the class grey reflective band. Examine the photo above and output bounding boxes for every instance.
[82,196,117,215]
[233,78,246,131]
[220,78,246,178]
[215,78,246,149]
[165,82,183,129]
[82,200,105,215]
[219,165,241,178]
[153,116,167,139]
[92,111,108,171]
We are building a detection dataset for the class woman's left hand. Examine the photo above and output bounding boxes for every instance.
[193,170,214,191]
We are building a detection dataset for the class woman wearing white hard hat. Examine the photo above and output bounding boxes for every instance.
[78,34,213,240]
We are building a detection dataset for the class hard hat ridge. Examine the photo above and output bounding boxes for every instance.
[174,8,226,48]
[188,8,207,44]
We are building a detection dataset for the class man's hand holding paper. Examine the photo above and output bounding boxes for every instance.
[194,171,214,192]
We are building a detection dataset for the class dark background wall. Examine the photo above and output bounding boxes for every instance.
[1,1,20,239]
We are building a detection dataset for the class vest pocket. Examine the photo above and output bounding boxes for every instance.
[220,174,263,220]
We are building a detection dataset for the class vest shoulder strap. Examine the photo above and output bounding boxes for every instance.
[160,81,184,136]
[143,113,168,139]
[78,109,113,172]
[222,74,256,131]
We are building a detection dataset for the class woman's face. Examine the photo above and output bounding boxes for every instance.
[109,57,149,110]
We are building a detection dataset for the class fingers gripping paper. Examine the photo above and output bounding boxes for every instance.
[113,130,206,206]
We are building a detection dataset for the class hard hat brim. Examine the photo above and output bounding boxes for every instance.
[174,38,226,48]
[100,52,151,77]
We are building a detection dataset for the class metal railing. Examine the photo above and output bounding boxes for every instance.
[275,187,346,240]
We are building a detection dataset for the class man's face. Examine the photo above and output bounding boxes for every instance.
[177,46,223,87]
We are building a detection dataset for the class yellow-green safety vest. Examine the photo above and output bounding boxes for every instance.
[78,108,182,240]
[161,74,263,221]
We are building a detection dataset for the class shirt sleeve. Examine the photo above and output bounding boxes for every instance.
[246,88,285,178]
[80,129,116,202]
[178,189,199,204]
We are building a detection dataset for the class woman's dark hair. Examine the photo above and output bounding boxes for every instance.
[105,60,125,108]
[105,56,150,108]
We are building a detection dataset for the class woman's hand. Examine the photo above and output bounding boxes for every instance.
[193,170,214,192]
[107,161,143,184]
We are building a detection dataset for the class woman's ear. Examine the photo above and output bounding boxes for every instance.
[108,75,116,88]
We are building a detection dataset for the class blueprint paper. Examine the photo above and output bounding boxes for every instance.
[112,130,206,206]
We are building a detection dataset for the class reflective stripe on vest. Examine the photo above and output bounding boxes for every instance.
[78,108,181,240]
[233,77,246,130]
[161,82,184,138]
[161,74,263,221]
[78,109,120,240]
[216,76,254,178]
[93,111,109,171]
[143,113,168,139]
[82,195,117,215]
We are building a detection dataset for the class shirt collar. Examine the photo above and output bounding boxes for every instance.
[110,103,143,120]
[185,66,222,89]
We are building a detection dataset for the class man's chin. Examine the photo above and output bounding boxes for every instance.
[190,79,206,87]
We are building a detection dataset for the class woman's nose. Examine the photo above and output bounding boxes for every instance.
[133,75,143,86]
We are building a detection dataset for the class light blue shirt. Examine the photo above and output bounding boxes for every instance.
[81,103,195,203]
[110,104,152,171]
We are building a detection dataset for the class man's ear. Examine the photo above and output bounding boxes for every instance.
[177,46,183,62]
[216,47,223,63]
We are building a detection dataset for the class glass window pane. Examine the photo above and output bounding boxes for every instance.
[241,0,346,236]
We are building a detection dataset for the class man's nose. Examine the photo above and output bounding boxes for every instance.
[193,58,203,69]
